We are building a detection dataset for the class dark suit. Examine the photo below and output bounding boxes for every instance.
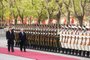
[6,30,15,52]
[19,32,27,52]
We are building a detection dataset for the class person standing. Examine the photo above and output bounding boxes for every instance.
[19,29,27,52]
[6,27,15,52]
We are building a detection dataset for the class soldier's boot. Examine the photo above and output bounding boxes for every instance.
[56,48,60,53]
[82,51,86,57]
[67,49,71,54]
[54,47,57,52]
[65,49,69,54]
[75,50,78,56]
[69,49,72,54]
[71,49,75,55]
[86,51,90,58]
[58,47,61,53]
[62,48,65,54]
[78,50,82,56]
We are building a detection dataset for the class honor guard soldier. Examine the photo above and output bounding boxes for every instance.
[14,25,20,46]
[60,24,65,53]
[86,33,90,57]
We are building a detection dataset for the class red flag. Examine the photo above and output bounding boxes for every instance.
[42,20,46,24]
[71,18,74,24]
[23,17,27,24]
[64,18,66,24]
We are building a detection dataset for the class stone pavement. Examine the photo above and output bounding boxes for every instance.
[0,53,35,60]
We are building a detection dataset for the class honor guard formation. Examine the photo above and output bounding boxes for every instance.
[12,24,90,58]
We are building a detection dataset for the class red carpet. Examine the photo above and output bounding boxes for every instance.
[0,47,78,60]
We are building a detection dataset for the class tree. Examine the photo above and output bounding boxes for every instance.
[63,0,71,24]
[72,0,87,26]
[43,0,56,22]
[0,0,4,21]
[0,0,5,27]
[55,0,63,25]
[0,0,89,25]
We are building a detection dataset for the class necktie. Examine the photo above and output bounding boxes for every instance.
[22,32,24,35]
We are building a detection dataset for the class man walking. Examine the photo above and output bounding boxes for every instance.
[19,29,27,52]
[6,27,15,52]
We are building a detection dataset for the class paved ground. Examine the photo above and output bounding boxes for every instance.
[0,29,90,60]
[0,54,35,60]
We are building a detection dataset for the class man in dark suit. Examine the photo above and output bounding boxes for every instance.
[6,27,15,52]
[19,29,27,52]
